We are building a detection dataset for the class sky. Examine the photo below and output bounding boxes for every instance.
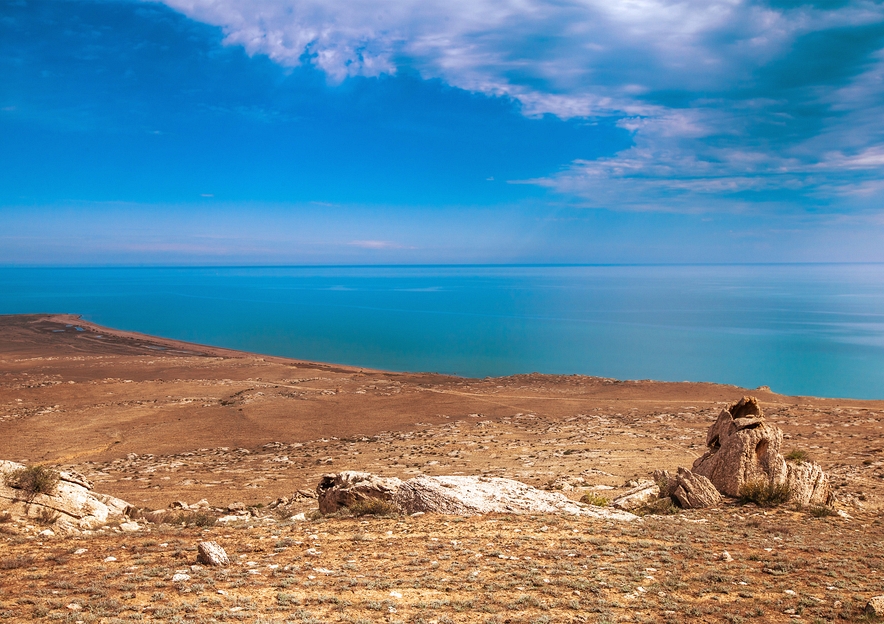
[2,0,884,265]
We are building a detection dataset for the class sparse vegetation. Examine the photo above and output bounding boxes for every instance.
[3,464,59,497]
[635,497,679,516]
[580,492,610,506]
[35,507,59,525]
[347,498,400,517]
[0,555,34,570]
[738,478,791,508]
[785,450,810,463]
[164,510,217,527]
[808,505,837,518]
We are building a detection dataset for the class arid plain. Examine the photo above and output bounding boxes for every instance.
[2,313,884,623]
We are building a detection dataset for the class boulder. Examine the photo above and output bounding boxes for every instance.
[785,460,833,506]
[396,475,636,520]
[0,460,131,533]
[692,397,788,497]
[318,472,637,521]
[672,467,721,509]
[611,481,660,511]
[197,541,230,566]
[317,471,404,515]
[866,596,884,617]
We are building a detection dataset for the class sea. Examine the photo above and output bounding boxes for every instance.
[1,264,883,400]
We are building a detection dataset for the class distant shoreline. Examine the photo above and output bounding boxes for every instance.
[3,312,882,405]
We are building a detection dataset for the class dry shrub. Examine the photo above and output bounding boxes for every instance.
[4,465,59,497]
[808,505,837,518]
[738,479,790,508]
[165,510,217,527]
[35,507,59,525]
[347,498,399,517]
[635,498,679,516]
[0,555,34,570]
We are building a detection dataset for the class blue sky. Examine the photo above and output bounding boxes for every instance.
[2,0,884,264]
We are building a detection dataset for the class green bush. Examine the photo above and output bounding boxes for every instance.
[4,465,59,497]
[738,479,790,508]
[785,450,810,463]
[580,492,610,507]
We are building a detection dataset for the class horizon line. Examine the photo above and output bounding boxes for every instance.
[2,261,884,270]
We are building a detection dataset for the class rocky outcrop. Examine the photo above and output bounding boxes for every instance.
[692,397,788,497]
[318,472,637,521]
[672,467,721,509]
[317,471,404,515]
[0,460,131,533]
[691,397,833,506]
[611,481,660,511]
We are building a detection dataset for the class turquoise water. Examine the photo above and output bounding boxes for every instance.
[1,264,883,399]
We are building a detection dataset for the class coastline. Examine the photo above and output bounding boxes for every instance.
[2,312,883,510]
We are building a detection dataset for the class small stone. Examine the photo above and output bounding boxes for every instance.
[172,573,190,582]
[721,551,733,562]
[73,548,87,555]
[289,512,306,521]
[197,541,230,566]
[66,603,82,611]
[103,556,117,562]
[38,529,55,537]
[119,521,141,532]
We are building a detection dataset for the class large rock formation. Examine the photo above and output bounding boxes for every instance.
[691,397,832,506]
[318,472,637,521]
[0,460,131,533]
[692,397,787,497]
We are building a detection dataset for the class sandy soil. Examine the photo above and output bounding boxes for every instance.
[2,313,884,622]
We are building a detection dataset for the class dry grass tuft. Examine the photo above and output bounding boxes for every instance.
[738,478,791,508]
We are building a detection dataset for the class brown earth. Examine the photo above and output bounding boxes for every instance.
[2,313,884,623]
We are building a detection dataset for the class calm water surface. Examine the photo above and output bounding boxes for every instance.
[1,264,883,399]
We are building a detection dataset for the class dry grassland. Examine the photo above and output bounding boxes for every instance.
[2,314,884,623]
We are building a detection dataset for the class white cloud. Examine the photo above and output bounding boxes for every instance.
[158,0,884,212]
[158,0,835,116]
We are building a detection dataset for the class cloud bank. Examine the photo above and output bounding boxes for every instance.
[159,0,884,212]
